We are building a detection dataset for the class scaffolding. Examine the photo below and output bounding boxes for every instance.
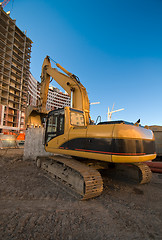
[0,6,32,132]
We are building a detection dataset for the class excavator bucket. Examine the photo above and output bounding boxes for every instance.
[25,105,48,128]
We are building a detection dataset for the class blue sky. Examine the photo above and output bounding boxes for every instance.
[5,0,162,125]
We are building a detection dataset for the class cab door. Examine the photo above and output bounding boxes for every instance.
[45,109,65,148]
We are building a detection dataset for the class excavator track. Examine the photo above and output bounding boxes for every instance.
[114,162,152,184]
[77,160,152,184]
[36,155,103,200]
[36,156,152,200]
[132,162,152,184]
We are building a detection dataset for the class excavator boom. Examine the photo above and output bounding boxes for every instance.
[43,56,90,124]
[26,56,90,127]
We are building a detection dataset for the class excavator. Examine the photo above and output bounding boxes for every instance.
[26,56,156,200]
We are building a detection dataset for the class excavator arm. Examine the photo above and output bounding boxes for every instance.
[26,56,90,127]
[42,56,90,124]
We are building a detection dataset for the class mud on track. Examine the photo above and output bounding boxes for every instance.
[0,149,162,240]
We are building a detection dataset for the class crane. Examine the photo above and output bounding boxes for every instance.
[107,103,124,121]
[0,0,11,8]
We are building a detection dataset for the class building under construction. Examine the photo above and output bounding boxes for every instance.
[0,6,70,134]
[0,6,32,132]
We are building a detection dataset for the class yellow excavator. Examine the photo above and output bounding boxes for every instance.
[26,56,156,200]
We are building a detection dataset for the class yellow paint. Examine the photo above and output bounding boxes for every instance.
[112,154,156,163]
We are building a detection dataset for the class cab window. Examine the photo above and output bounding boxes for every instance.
[70,110,85,126]
[45,109,64,143]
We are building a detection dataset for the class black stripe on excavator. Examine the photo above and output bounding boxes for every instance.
[59,138,155,156]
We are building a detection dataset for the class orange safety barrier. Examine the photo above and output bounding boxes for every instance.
[3,132,25,140]
[16,133,25,140]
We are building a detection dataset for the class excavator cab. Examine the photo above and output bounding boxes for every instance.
[45,107,87,145]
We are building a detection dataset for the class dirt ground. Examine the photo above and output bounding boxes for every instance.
[0,149,162,240]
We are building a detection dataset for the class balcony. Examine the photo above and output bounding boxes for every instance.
[13,50,23,61]
[12,56,23,67]
[10,77,21,85]
[15,30,24,42]
[0,17,8,29]
[14,36,24,48]
[12,64,22,74]
[0,24,7,35]
[10,84,21,92]
[11,70,21,79]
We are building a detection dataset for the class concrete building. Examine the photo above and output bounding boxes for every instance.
[28,73,71,111]
[28,73,38,106]
[0,6,32,132]
[46,86,71,110]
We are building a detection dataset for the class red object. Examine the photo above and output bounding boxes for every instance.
[146,162,162,173]
[16,133,25,141]
[2,0,10,8]
[149,168,162,173]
